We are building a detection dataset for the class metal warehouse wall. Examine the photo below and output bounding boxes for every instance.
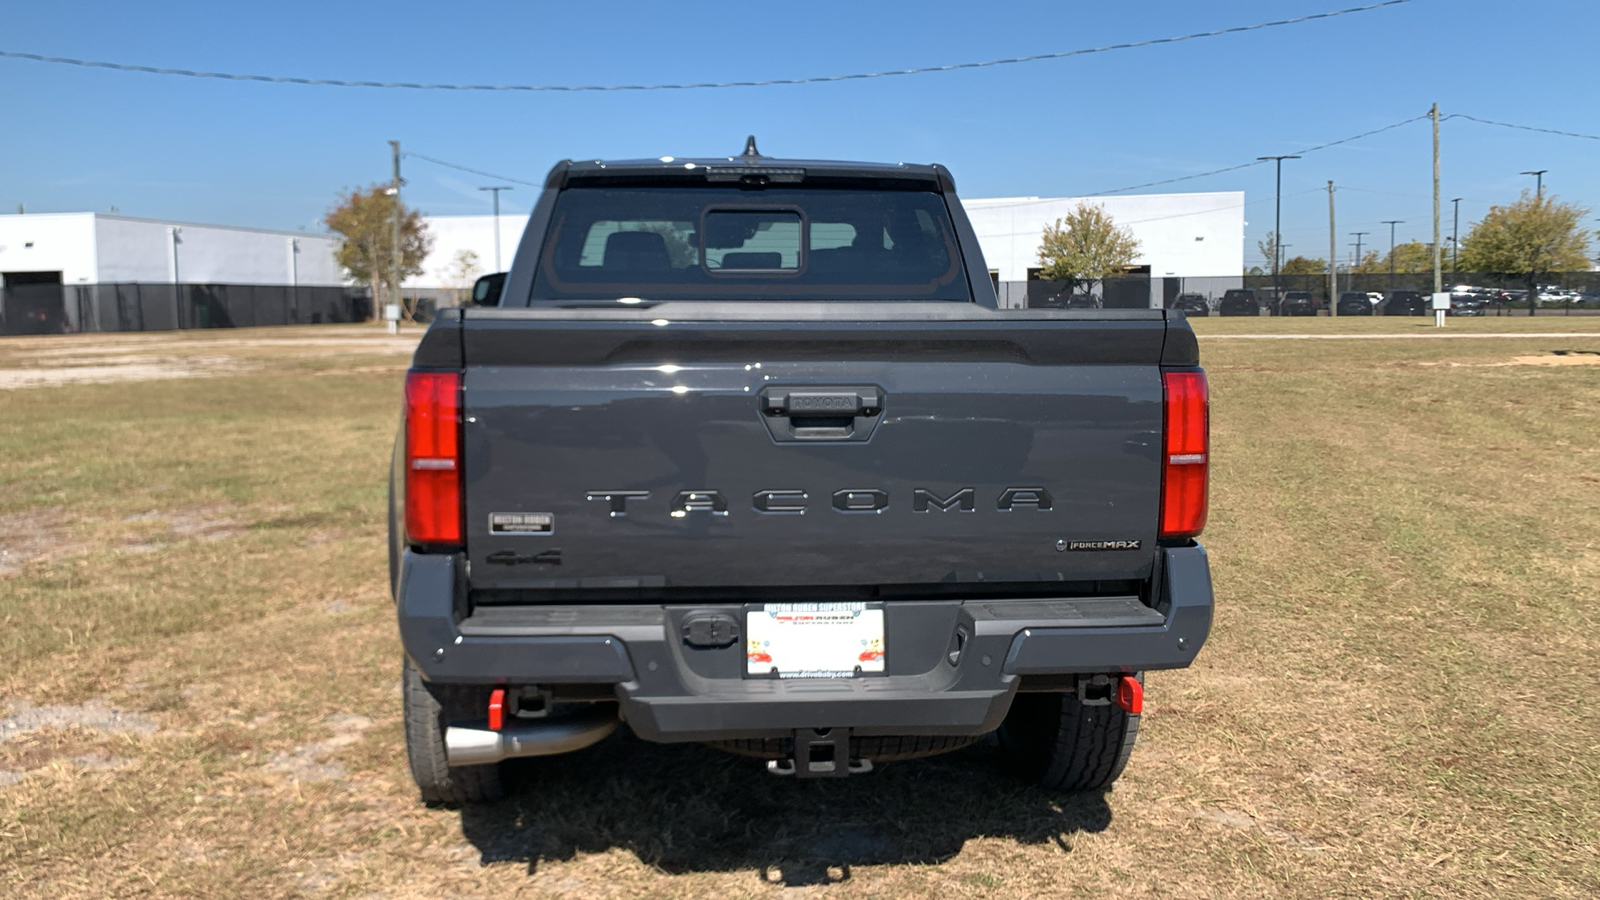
[0,214,100,283]
[92,215,344,286]
[965,192,1246,284]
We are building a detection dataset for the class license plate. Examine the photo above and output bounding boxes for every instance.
[746,602,885,678]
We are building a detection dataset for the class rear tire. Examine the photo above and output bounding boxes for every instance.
[402,658,504,806]
[997,680,1140,792]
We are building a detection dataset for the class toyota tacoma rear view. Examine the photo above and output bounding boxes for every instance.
[390,141,1214,804]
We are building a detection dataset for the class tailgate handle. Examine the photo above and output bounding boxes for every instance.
[763,390,880,418]
[759,388,884,443]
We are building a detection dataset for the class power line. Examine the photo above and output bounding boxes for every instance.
[403,151,541,188]
[0,2,1414,93]
[1086,113,1430,196]
[1083,161,1268,197]
[1445,114,1600,142]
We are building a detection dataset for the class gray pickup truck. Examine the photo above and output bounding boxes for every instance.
[390,143,1213,804]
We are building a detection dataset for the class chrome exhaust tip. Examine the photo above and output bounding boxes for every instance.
[445,704,619,766]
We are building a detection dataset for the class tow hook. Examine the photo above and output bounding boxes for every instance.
[1079,674,1144,714]
[765,728,873,778]
[1114,676,1143,715]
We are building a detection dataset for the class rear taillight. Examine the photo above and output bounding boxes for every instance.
[1160,370,1209,540]
[404,370,462,546]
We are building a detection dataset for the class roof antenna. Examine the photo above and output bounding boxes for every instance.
[741,135,762,158]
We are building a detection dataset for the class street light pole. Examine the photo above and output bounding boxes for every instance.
[1257,155,1300,300]
[478,186,514,272]
[1519,170,1548,317]
[389,140,402,325]
[1350,231,1369,294]
[1382,220,1404,289]
[1520,169,1546,200]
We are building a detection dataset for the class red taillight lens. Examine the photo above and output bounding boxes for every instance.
[1160,370,1209,540]
[405,370,462,546]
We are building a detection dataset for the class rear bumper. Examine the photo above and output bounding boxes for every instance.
[396,545,1213,743]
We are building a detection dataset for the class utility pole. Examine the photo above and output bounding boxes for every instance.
[1450,198,1462,274]
[389,140,403,325]
[1431,102,1442,295]
[478,186,513,272]
[1257,155,1300,301]
[1350,231,1369,297]
[1519,170,1547,316]
[1328,180,1337,315]
[1382,220,1404,289]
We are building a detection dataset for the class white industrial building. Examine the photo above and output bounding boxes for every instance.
[0,213,343,287]
[406,190,1245,308]
[0,213,350,334]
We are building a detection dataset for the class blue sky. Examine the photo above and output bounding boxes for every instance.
[2,0,1596,267]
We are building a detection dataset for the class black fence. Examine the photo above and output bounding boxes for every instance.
[1011,275,1156,309]
[1,282,372,336]
[1238,271,1600,307]
[1000,271,1599,312]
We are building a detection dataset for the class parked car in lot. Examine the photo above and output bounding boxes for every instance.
[1218,288,1260,316]
[1168,292,1210,316]
[1336,291,1374,316]
[1448,287,1487,316]
[1380,290,1428,316]
[1276,290,1318,317]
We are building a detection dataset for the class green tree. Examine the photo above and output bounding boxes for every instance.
[1378,240,1438,275]
[1281,255,1326,275]
[1351,250,1384,274]
[1458,191,1591,315]
[440,249,483,306]
[324,186,433,317]
[1037,203,1141,299]
[1256,233,1281,274]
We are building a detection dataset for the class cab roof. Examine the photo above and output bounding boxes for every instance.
[545,140,955,191]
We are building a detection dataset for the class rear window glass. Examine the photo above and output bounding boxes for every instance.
[531,186,969,302]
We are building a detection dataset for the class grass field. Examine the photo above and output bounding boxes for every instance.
[2,320,1598,898]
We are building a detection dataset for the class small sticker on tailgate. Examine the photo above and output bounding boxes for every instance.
[489,512,554,535]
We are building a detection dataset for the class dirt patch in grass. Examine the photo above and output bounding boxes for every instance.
[0,357,241,389]
[0,504,248,577]
[1502,350,1600,365]
[0,700,157,785]
[0,699,159,743]
[1414,349,1600,367]
[264,714,373,784]
[0,325,419,391]
[0,508,88,575]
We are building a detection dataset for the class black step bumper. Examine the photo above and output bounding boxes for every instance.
[396,545,1213,743]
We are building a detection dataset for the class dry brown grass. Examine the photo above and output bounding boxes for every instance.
[1,322,1598,898]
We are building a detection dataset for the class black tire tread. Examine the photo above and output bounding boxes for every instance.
[998,685,1140,792]
[402,659,504,806]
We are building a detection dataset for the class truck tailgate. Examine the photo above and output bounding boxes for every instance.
[458,305,1170,591]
